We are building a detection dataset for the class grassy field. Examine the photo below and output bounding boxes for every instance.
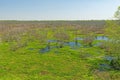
[0,21,120,80]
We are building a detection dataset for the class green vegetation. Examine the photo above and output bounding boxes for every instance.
[0,7,120,80]
[101,22,120,75]
[104,6,120,70]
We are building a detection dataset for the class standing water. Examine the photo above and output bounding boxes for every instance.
[95,36,108,40]
[39,36,109,53]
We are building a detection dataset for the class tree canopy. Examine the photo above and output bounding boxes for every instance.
[114,6,120,19]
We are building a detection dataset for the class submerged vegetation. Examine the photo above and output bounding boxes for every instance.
[0,20,120,80]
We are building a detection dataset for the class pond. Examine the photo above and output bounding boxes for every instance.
[39,36,109,53]
[64,42,81,48]
[75,36,108,41]
[95,36,108,41]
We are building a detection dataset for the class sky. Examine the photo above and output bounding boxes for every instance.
[0,0,120,20]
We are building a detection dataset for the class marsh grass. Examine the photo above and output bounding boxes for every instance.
[0,21,119,80]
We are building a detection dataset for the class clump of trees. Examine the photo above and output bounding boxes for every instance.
[105,6,120,70]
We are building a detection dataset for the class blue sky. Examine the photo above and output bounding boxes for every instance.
[0,0,120,20]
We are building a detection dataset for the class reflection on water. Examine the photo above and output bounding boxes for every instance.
[95,36,108,40]
[64,42,81,47]
[75,36,108,41]
[39,36,109,53]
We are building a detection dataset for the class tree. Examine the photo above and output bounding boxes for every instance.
[114,6,120,19]
[105,6,120,70]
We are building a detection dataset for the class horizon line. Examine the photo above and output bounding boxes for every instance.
[0,19,116,21]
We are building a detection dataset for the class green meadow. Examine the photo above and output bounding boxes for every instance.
[0,20,120,80]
